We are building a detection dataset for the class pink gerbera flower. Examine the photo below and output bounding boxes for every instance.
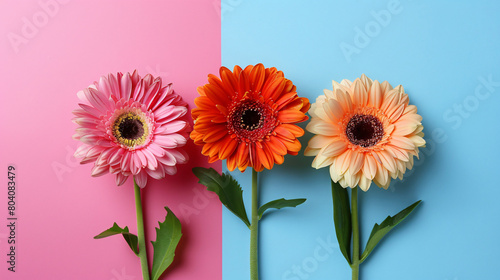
[73,71,190,188]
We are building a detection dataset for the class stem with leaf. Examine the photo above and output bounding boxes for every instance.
[350,187,359,280]
[331,179,422,280]
[134,178,150,280]
[192,167,306,280]
[250,169,259,280]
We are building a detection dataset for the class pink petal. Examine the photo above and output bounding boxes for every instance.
[164,120,188,133]
[108,148,125,166]
[115,173,128,186]
[168,149,188,164]
[146,165,165,180]
[84,88,111,113]
[163,165,177,175]
[136,150,148,167]
[143,81,161,106]
[79,103,103,118]
[149,85,172,111]
[154,106,187,123]
[147,142,166,157]
[157,152,176,166]
[130,153,141,175]
[91,164,109,177]
[142,148,158,170]
[120,72,132,100]
[132,80,145,102]
[121,152,131,172]
[134,171,148,188]
[98,75,112,99]
[74,145,92,159]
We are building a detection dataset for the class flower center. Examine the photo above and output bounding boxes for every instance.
[346,114,383,147]
[240,108,263,131]
[113,113,149,148]
[228,100,276,142]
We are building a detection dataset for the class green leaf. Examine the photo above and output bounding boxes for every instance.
[192,167,250,227]
[360,200,422,263]
[151,207,183,280]
[331,180,351,265]
[94,222,139,256]
[258,198,306,219]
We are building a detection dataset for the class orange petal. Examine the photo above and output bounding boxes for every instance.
[249,63,265,93]
[264,77,286,101]
[368,80,383,108]
[256,146,272,170]
[236,142,249,167]
[220,67,238,94]
[274,125,295,140]
[226,154,238,171]
[268,136,287,155]
[281,124,304,137]
[278,110,306,123]
[362,154,377,180]
[219,138,238,159]
[204,84,230,105]
[283,139,301,154]
[238,68,251,95]
[202,125,228,143]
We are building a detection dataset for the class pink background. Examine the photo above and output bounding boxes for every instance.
[0,1,222,279]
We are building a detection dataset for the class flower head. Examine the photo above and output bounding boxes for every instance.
[190,64,310,172]
[73,71,190,188]
[305,74,425,191]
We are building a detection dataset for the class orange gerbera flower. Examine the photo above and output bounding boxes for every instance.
[191,64,310,172]
[305,74,425,191]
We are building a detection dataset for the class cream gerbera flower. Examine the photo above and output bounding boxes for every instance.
[305,74,425,191]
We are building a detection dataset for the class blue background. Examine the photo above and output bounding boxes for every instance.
[222,1,500,279]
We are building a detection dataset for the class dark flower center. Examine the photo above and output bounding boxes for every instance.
[118,117,145,140]
[112,112,150,148]
[241,109,263,131]
[346,114,384,147]
[228,100,277,142]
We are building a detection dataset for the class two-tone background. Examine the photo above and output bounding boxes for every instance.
[1,1,499,279]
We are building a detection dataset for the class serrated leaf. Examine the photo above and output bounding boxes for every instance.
[258,198,306,219]
[151,207,182,280]
[331,180,351,265]
[192,167,250,227]
[360,200,422,263]
[94,222,139,256]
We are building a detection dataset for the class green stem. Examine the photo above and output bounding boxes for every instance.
[250,169,259,280]
[351,187,360,280]
[134,178,150,280]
